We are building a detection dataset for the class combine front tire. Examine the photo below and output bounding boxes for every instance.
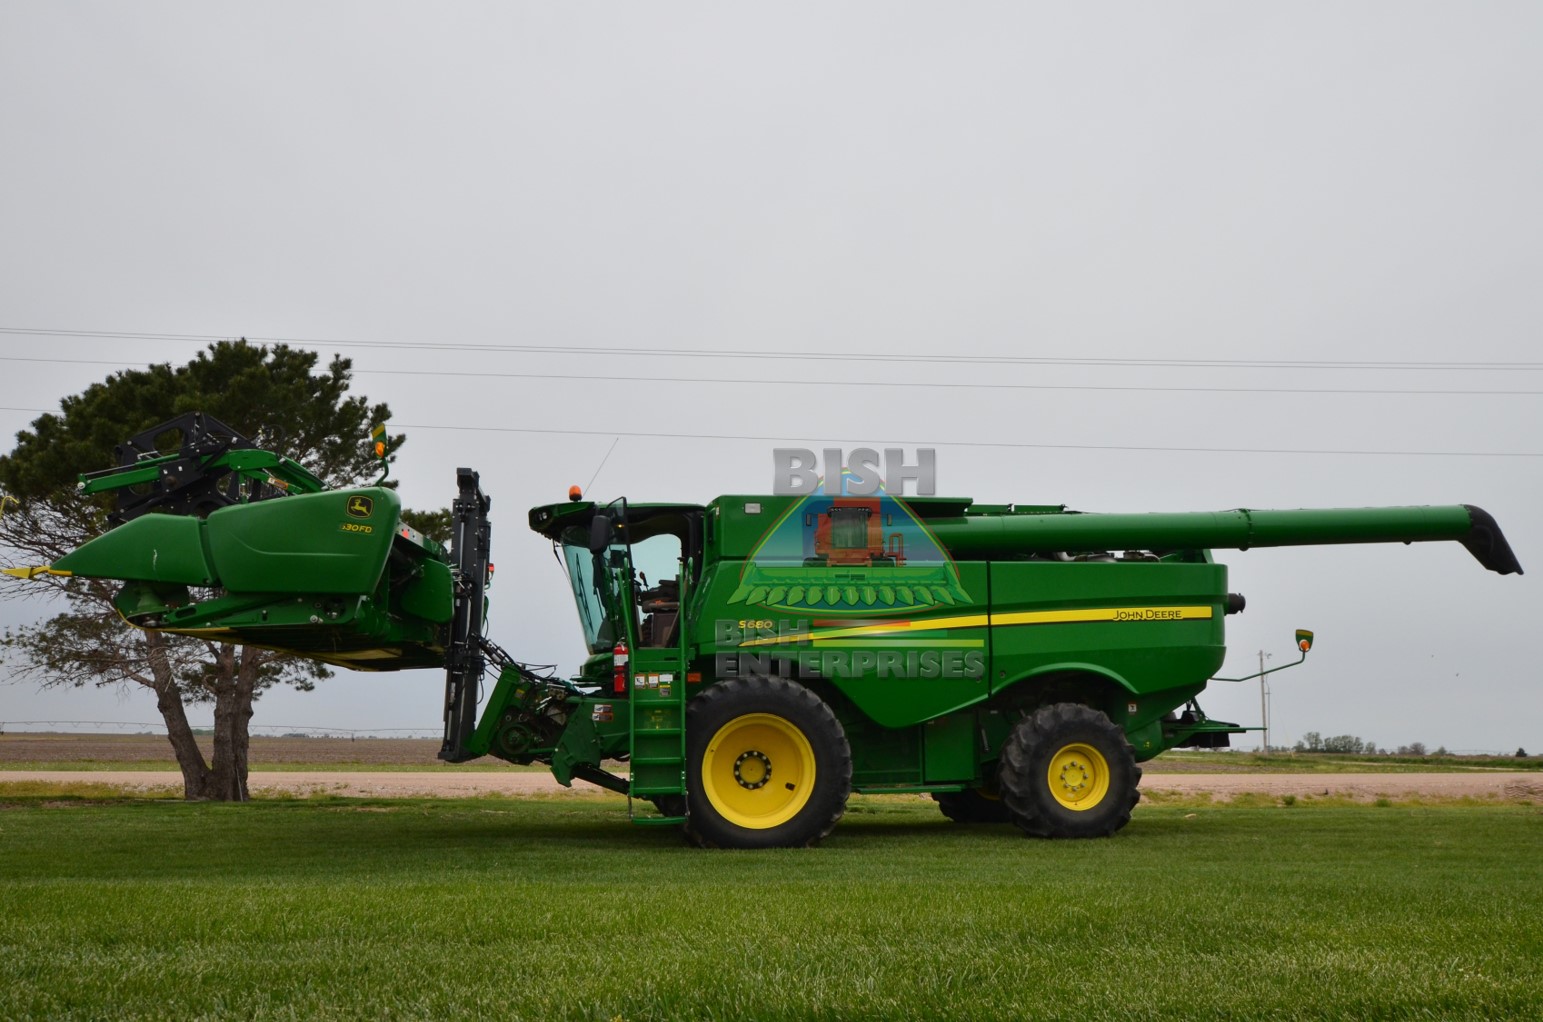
[998,703,1140,838]
[685,677,851,848]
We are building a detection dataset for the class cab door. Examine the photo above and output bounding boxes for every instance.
[597,500,689,820]
[595,498,641,659]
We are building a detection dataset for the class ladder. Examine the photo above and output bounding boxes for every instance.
[626,558,691,825]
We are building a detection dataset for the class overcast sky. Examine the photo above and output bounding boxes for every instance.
[1,3,1539,753]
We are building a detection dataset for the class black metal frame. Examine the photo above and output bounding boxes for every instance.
[85,412,277,525]
[440,467,492,762]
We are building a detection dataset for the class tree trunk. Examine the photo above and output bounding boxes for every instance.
[207,643,250,802]
[144,631,215,799]
[139,634,262,802]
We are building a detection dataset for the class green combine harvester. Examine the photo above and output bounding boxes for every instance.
[13,414,1523,847]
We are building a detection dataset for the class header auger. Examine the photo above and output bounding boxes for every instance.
[11,417,1522,847]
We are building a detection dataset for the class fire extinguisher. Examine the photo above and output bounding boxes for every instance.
[613,640,628,694]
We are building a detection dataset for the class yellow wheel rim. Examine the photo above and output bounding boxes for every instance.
[702,713,816,830]
[1046,742,1110,811]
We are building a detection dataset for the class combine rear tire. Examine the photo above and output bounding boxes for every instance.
[998,703,1140,838]
[932,781,1012,824]
[650,795,687,818]
[685,677,851,848]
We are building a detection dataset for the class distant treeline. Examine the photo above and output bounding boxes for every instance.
[1291,732,1528,757]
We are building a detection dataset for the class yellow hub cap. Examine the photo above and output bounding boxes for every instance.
[1047,742,1110,811]
[702,713,816,829]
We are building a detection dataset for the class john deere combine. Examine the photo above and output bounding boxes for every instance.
[14,415,1522,847]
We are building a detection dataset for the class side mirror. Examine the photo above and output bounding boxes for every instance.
[1295,629,1314,653]
[588,514,612,554]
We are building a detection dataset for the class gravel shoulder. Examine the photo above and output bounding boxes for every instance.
[0,770,601,798]
[4,769,1542,802]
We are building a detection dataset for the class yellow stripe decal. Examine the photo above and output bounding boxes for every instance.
[991,606,1213,626]
[809,638,987,648]
[738,613,987,647]
[739,605,1211,646]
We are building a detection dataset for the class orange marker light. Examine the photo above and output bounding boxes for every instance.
[568,485,582,501]
[374,441,386,458]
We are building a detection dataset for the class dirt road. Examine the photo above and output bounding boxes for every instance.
[5,769,1542,802]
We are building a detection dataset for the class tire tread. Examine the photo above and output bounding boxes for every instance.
[683,676,851,849]
[998,702,1141,838]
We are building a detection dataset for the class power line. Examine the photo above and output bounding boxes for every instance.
[5,355,1542,398]
[355,367,1543,398]
[390,420,1543,459]
[0,403,1534,456]
[2,325,1539,372]
[4,347,1539,456]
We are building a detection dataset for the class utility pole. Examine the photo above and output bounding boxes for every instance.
[1258,649,1273,754]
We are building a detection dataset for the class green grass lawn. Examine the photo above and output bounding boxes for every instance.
[2,796,1540,1021]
